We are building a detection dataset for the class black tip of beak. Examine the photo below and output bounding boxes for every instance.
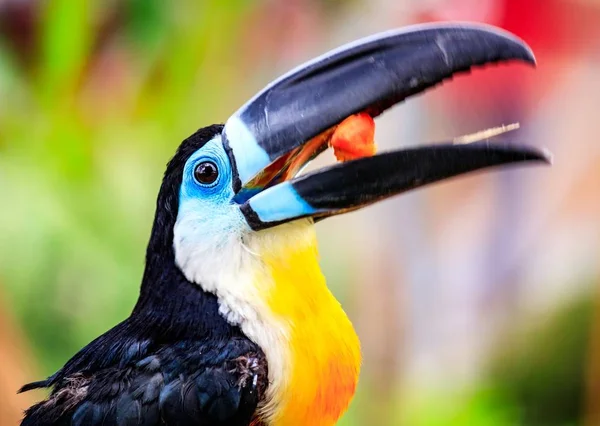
[224,22,536,187]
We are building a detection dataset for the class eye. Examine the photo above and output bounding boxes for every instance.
[194,161,219,185]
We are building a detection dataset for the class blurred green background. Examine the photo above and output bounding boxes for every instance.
[1,0,600,424]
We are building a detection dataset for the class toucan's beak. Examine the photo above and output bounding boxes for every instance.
[223,23,550,231]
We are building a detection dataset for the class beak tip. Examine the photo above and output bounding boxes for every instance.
[519,43,537,67]
[517,145,552,166]
[539,148,554,165]
[460,21,536,67]
[491,29,537,68]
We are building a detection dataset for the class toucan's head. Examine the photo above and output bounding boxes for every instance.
[152,23,547,281]
[147,22,552,302]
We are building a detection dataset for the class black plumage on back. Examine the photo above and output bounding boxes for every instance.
[20,126,269,426]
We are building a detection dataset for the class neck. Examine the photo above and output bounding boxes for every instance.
[50,241,241,389]
[133,258,239,343]
[175,219,361,426]
[132,179,239,342]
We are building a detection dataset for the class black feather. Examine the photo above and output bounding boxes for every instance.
[19,380,52,393]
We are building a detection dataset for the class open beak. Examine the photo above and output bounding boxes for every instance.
[223,23,550,231]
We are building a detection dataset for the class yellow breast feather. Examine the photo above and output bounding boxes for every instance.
[251,221,361,426]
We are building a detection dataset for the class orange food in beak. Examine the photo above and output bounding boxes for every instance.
[330,112,377,162]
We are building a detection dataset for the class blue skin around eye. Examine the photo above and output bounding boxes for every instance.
[177,137,248,240]
[180,137,235,205]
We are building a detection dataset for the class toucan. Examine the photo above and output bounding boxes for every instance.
[20,23,549,426]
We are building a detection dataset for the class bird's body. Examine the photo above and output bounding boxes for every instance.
[20,24,548,426]
[22,129,360,426]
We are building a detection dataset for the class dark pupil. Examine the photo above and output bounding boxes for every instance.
[194,162,218,184]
